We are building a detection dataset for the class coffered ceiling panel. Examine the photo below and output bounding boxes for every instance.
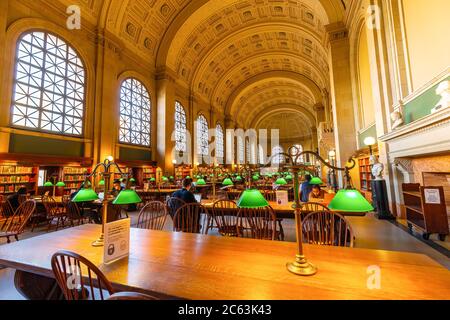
[257,111,313,141]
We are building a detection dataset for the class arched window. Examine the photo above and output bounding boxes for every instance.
[119,78,151,146]
[272,146,285,165]
[291,144,304,164]
[258,145,266,165]
[175,101,187,152]
[12,31,85,135]
[215,123,224,160]
[197,114,209,156]
[237,136,245,164]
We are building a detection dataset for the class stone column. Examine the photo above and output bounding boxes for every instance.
[327,22,357,186]
[156,70,176,173]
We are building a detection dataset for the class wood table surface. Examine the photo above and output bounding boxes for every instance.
[0,224,448,300]
[201,200,366,217]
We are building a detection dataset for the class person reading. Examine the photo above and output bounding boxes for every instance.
[309,185,326,201]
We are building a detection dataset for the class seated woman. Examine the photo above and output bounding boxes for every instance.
[309,185,326,201]
[7,187,28,211]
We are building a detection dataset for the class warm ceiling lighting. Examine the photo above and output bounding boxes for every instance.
[328,150,336,158]
[106,156,114,162]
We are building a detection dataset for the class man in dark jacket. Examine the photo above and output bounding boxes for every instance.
[171,178,198,204]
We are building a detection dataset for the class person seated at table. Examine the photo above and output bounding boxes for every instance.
[171,178,198,204]
[7,187,27,211]
[299,175,313,203]
[309,185,326,201]
[111,179,123,197]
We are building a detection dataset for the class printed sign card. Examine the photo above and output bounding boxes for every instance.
[103,218,131,264]
[424,189,441,204]
[276,190,289,205]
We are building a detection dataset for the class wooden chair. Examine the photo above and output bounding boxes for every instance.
[173,203,208,234]
[166,197,187,219]
[136,201,168,231]
[51,250,115,300]
[0,200,14,230]
[237,206,281,241]
[302,210,355,247]
[43,196,66,232]
[211,200,240,237]
[0,200,36,243]
[107,292,159,300]
[301,202,330,212]
[63,200,86,227]
[263,191,285,241]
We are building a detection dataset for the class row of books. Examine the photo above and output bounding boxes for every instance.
[0,185,28,193]
[0,166,34,174]
[63,167,87,174]
[0,176,32,183]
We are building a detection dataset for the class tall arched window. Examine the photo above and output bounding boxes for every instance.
[215,123,224,161]
[175,101,187,152]
[119,78,151,146]
[237,136,245,164]
[12,31,85,135]
[197,114,209,156]
[291,144,304,164]
[272,146,285,165]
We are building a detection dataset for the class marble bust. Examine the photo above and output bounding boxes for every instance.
[390,110,404,130]
[432,80,450,114]
[370,155,384,180]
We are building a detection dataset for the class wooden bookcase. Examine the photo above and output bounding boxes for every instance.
[402,183,449,240]
[0,165,38,195]
[62,167,88,192]
[358,157,372,191]
[175,165,192,179]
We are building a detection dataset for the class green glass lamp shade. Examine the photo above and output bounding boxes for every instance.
[285,175,293,180]
[196,178,207,185]
[113,189,142,205]
[309,177,323,185]
[162,177,169,182]
[222,178,234,186]
[235,176,243,181]
[98,180,105,186]
[328,189,374,213]
[275,178,288,185]
[169,176,174,180]
[56,182,66,187]
[150,178,156,182]
[237,189,269,208]
[252,175,260,181]
[186,176,191,179]
[129,178,136,183]
[72,188,99,203]
[44,181,54,187]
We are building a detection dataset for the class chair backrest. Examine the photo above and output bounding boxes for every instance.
[18,194,29,205]
[4,200,36,235]
[212,200,239,237]
[237,206,277,240]
[136,201,167,231]
[264,190,277,202]
[42,196,60,217]
[166,197,187,218]
[173,203,208,234]
[0,200,14,220]
[302,210,354,247]
[63,200,82,221]
[301,202,330,212]
[51,250,115,300]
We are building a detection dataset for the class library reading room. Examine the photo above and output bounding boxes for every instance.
[0,0,448,302]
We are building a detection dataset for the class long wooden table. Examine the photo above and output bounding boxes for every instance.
[0,224,448,300]
[201,200,366,217]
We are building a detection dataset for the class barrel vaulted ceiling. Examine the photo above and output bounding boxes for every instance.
[50,0,347,142]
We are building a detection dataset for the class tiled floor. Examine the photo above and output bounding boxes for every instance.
[0,211,448,300]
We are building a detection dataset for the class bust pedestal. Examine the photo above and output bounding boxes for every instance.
[371,179,396,220]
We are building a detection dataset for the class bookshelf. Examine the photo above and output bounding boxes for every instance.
[142,167,157,182]
[358,157,372,191]
[175,165,192,179]
[62,167,89,191]
[402,183,449,241]
[0,165,37,195]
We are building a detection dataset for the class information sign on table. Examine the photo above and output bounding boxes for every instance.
[103,218,131,264]
[276,190,289,205]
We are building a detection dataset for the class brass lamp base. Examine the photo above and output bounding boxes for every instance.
[286,255,317,276]
[92,233,105,247]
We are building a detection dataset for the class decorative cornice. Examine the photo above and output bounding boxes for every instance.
[379,107,450,142]
[326,22,349,43]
